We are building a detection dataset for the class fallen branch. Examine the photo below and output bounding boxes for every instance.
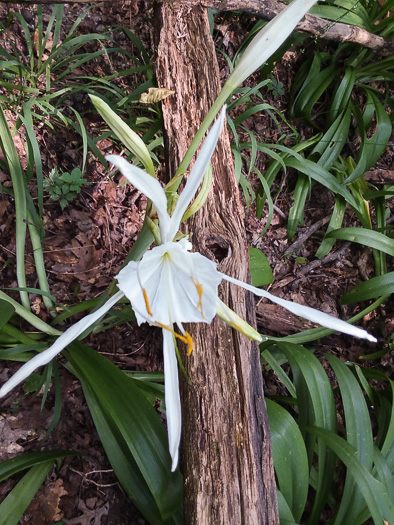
[178,0,394,56]
[3,0,392,55]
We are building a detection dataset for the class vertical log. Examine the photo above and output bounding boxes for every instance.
[155,3,278,523]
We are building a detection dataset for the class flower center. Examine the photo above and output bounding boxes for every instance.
[142,283,194,355]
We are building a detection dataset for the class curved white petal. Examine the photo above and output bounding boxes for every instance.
[116,241,221,329]
[162,328,181,471]
[221,274,377,343]
[106,155,172,240]
[0,291,124,398]
[167,106,227,241]
[227,0,318,88]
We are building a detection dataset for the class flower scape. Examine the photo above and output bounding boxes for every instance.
[0,106,376,471]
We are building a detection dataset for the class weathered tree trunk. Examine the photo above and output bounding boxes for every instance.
[155,3,278,524]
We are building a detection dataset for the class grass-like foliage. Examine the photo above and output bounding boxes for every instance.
[262,343,394,525]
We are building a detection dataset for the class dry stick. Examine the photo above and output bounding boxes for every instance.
[297,241,351,276]
[179,0,394,56]
[284,216,331,256]
[2,0,392,54]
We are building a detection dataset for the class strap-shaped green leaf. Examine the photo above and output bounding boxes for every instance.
[306,426,394,525]
[326,227,394,256]
[327,356,373,525]
[0,450,79,482]
[0,462,53,525]
[65,342,183,524]
[266,399,309,522]
[342,272,394,304]
[277,342,337,525]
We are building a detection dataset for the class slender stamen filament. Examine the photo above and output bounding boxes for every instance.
[192,278,204,318]
[137,261,153,317]
[157,322,194,356]
[142,287,153,317]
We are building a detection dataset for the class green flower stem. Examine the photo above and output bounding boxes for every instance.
[27,210,54,313]
[0,291,61,336]
[170,89,229,191]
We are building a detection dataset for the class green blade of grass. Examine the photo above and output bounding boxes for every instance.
[0,106,29,309]
[20,102,43,213]
[327,356,373,525]
[0,300,15,330]
[326,227,394,256]
[261,348,296,397]
[285,157,358,209]
[0,462,53,525]
[65,342,183,523]
[380,380,394,464]
[315,193,346,259]
[310,4,372,31]
[341,272,394,303]
[306,426,394,525]
[315,107,351,169]
[277,342,337,525]
[0,450,79,482]
[327,68,355,126]
[294,65,337,124]
[266,399,309,521]
[346,92,392,184]
[277,490,297,523]
[287,173,310,239]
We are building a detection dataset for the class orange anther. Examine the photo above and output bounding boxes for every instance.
[142,288,153,317]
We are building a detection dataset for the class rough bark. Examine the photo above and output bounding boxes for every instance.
[4,0,392,55]
[155,3,278,524]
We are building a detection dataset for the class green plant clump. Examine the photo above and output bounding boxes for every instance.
[43,167,89,210]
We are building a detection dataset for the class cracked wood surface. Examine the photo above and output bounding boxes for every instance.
[156,3,278,524]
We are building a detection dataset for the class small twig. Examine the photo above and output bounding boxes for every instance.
[297,241,351,276]
[284,216,331,255]
[68,467,118,489]
[273,204,287,220]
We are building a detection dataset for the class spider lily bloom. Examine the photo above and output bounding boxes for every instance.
[0,106,376,473]
[104,111,377,470]
[0,108,227,471]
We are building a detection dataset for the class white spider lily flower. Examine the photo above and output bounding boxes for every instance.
[105,106,376,471]
[0,106,376,474]
[0,108,227,473]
